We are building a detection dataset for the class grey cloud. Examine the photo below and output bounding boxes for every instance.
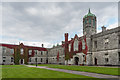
[2,2,118,47]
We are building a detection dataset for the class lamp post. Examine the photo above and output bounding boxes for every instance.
[35,50,37,67]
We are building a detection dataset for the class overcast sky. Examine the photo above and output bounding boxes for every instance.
[1,2,118,48]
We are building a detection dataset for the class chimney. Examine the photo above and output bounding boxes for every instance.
[42,44,44,47]
[65,33,68,42]
[102,26,106,32]
[62,41,65,44]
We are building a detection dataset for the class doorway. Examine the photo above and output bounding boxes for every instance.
[20,59,24,64]
[94,58,97,65]
[74,57,79,65]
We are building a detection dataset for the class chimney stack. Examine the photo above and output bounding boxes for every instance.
[42,44,44,47]
[102,26,106,32]
[65,33,68,42]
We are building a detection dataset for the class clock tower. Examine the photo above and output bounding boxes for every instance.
[83,9,97,37]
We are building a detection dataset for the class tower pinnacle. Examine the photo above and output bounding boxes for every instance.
[88,8,91,13]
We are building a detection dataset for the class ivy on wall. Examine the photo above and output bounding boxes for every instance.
[24,48,28,64]
[14,48,20,65]
[65,52,70,60]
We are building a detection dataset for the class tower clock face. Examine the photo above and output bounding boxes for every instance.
[82,40,85,50]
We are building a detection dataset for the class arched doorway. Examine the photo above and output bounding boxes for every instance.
[94,58,97,65]
[74,57,79,65]
[19,59,24,64]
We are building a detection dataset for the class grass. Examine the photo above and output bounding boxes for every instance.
[1,65,105,80]
[36,64,119,76]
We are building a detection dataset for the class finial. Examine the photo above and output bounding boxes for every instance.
[88,8,91,13]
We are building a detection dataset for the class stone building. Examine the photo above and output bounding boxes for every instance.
[0,43,47,65]
[47,44,65,64]
[0,9,120,65]
[63,9,120,66]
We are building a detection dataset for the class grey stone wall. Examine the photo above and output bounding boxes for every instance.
[92,49,119,65]
[48,45,65,64]
[28,51,47,64]
[1,47,14,65]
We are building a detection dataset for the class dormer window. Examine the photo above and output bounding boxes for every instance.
[20,48,24,54]
[74,39,78,51]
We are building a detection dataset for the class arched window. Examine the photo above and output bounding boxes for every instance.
[74,39,78,51]
[69,44,71,52]
[93,18,95,27]
[89,18,91,24]
[82,40,85,50]
[20,48,24,54]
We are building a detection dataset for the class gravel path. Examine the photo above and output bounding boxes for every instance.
[26,65,119,80]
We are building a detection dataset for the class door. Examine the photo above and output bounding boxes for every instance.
[94,58,97,65]
[75,57,79,65]
[20,59,24,64]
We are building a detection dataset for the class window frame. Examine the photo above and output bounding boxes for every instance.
[74,39,79,51]
[20,48,24,55]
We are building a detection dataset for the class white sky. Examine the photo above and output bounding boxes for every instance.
[0,1,119,48]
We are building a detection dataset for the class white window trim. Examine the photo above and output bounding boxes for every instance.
[20,48,24,54]
[74,39,79,51]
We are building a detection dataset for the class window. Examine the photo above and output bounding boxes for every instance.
[29,58,31,62]
[34,50,37,55]
[93,18,95,27]
[94,41,97,48]
[41,58,43,62]
[3,48,6,53]
[105,58,109,63]
[74,39,78,51]
[3,60,5,62]
[83,55,85,62]
[104,38,109,44]
[82,39,85,50]
[118,52,120,61]
[29,50,32,55]
[11,57,14,62]
[69,44,71,52]
[105,53,108,55]
[3,57,6,59]
[35,58,37,62]
[20,48,24,54]
[10,49,14,54]
[89,18,91,24]
[41,51,43,55]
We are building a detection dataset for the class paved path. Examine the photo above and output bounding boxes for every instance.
[26,65,119,79]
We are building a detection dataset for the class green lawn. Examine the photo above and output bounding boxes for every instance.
[36,64,119,76]
[1,65,105,80]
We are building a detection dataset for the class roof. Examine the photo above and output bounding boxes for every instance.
[0,43,47,51]
[84,8,96,18]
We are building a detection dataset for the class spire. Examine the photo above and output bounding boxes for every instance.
[88,8,91,13]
